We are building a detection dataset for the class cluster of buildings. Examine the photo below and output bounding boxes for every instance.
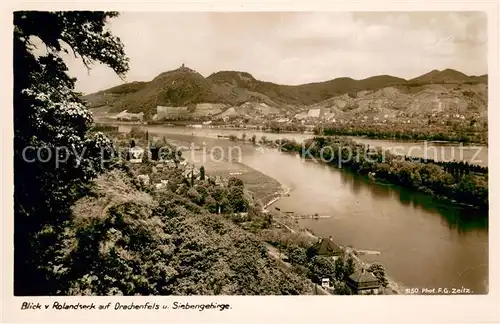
[310,237,382,295]
[153,103,226,121]
[292,106,336,122]
[110,96,484,136]
[126,140,229,190]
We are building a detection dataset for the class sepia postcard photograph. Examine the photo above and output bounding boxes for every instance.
[2,1,500,323]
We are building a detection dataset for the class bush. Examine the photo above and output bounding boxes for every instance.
[54,170,314,295]
[367,262,389,288]
[129,126,146,140]
[308,255,337,283]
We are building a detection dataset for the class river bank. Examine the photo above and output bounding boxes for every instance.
[263,184,405,295]
[246,136,488,212]
[263,185,291,210]
[115,125,489,213]
[113,126,489,294]
[95,119,488,147]
[141,131,403,294]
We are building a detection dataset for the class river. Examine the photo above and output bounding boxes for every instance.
[118,125,489,294]
[118,124,488,167]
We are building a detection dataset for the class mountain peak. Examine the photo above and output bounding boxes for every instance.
[152,65,203,83]
[84,67,487,118]
[208,70,256,82]
[175,63,197,73]
[410,68,470,84]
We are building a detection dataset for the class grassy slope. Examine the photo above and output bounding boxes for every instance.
[59,168,313,295]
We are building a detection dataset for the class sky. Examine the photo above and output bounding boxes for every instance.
[61,11,487,94]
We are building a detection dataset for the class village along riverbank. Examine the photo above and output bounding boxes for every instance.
[105,124,488,294]
[95,127,401,295]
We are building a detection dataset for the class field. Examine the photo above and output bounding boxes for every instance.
[191,157,282,206]
[162,137,283,206]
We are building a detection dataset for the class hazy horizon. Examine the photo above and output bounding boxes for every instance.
[51,11,487,94]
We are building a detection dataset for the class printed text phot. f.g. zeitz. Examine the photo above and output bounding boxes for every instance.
[13,11,488,297]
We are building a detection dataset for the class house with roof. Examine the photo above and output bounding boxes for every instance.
[116,110,144,122]
[308,237,344,260]
[347,269,381,295]
[307,108,321,118]
[127,146,144,164]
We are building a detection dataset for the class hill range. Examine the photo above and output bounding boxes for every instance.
[83,66,488,120]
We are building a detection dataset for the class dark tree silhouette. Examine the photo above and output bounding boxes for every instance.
[14,11,128,295]
[200,166,205,180]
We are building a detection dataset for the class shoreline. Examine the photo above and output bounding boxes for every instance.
[94,119,488,147]
[254,137,488,211]
[114,128,483,295]
[262,185,291,211]
[256,171,406,295]
[249,140,487,212]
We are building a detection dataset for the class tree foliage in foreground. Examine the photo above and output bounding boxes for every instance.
[14,11,128,295]
[55,170,313,295]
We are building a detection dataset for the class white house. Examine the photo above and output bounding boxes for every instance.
[307,109,321,118]
[128,147,144,163]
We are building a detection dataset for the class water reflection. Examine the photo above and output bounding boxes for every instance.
[393,188,488,233]
[337,169,490,233]
[351,176,362,194]
[340,171,349,186]
[439,207,488,234]
[368,183,392,199]
[398,190,413,206]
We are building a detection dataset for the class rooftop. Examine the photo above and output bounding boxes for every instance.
[348,269,379,285]
[311,237,343,256]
